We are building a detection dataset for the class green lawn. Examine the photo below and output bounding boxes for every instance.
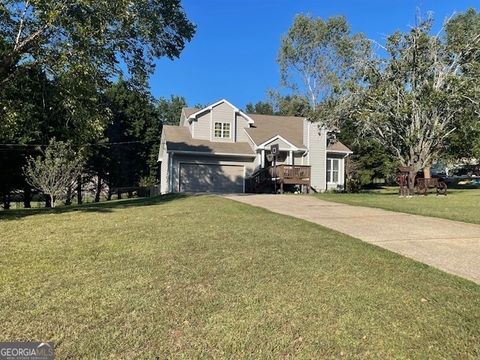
[317,188,480,225]
[0,195,479,358]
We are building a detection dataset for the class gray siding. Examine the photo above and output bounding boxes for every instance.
[307,122,327,191]
[159,133,170,194]
[160,152,169,193]
[253,152,262,172]
[264,137,293,150]
[211,102,234,142]
[293,152,304,165]
[190,103,251,144]
[192,111,211,140]
[303,119,308,148]
[235,114,250,142]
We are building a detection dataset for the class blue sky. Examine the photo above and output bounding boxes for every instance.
[150,0,478,109]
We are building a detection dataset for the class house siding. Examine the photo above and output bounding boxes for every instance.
[264,138,293,150]
[211,102,235,143]
[160,151,169,193]
[236,114,250,142]
[308,122,327,191]
[293,152,304,165]
[159,133,170,194]
[192,111,211,140]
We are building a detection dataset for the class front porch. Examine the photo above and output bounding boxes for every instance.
[246,164,311,193]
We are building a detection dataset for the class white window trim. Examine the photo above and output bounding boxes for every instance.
[214,122,231,139]
[327,158,340,184]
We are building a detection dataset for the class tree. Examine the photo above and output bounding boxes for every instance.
[245,101,274,115]
[100,79,160,195]
[278,14,369,112]
[0,0,195,88]
[354,15,480,190]
[444,9,480,161]
[338,117,397,186]
[157,95,187,125]
[23,139,85,208]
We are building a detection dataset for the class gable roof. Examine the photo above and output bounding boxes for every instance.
[245,114,306,149]
[186,99,255,124]
[327,141,353,153]
[183,107,199,118]
[171,100,352,155]
[163,125,255,156]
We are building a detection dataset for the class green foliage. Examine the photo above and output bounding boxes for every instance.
[353,14,480,180]
[246,93,310,117]
[444,9,480,160]
[245,101,274,115]
[157,95,187,125]
[278,14,370,111]
[101,79,160,189]
[0,0,195,88]
[23,139,85,207]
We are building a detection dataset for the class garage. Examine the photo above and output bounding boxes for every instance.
[179,163,244,193]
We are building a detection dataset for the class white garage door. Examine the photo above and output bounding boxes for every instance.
[179,163,244,193]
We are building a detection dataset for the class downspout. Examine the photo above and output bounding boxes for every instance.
[169,152,174,193]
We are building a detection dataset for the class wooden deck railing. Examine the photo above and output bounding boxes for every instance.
[270,165,311,185]
[247,165,311,193]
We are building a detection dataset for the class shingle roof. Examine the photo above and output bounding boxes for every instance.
[327,141,352,153]
[245,114,306,148]
[163,125,255,155]
[172,108,352,154]
[183,107,199,118]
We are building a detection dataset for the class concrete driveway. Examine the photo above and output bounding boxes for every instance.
[225,194,480,284]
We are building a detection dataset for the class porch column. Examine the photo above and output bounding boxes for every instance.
[289,150,294,165]
[261,149,265,168]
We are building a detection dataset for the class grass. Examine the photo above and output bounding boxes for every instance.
[317,188,480,225]
[0,195,479,358]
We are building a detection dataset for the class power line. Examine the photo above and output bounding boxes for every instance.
[0,140,157,148]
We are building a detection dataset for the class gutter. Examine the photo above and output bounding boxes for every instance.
[166,150,256,158]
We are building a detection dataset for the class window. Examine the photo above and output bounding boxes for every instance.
[214,122,222,137]
[214,122,231,138]
[327,158,340,183]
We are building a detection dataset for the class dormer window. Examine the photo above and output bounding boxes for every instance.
[214,122,231,138]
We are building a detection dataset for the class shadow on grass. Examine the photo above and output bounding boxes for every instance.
[0,194,189,221]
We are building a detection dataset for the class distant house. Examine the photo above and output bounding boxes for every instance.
[158,99,351,194]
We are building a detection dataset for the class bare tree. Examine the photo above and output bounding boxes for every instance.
[355,15,480,190]
[23,139,85,208]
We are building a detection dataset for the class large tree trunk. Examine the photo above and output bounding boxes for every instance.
[94,175,102,203]
[2,192,11,210]
[23,186,31,208]
[45,194,52,208]
[76,176,83,205]
[65,186,72,206]
[408,170,417,195]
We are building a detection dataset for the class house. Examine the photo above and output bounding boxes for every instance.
[158,99,352,194]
